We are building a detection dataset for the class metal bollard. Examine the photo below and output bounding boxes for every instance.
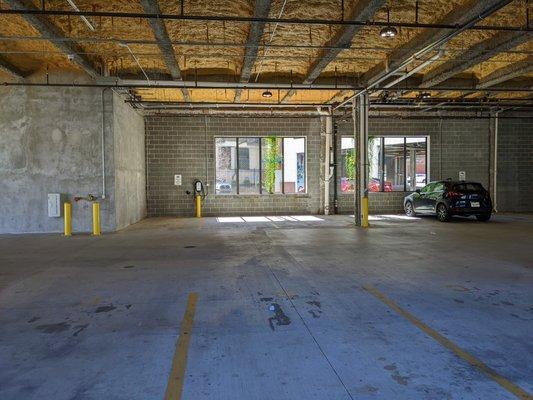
[92,202,101,235]
[195,195,202,218]
[362,197,369,228]
[64,202,72,236]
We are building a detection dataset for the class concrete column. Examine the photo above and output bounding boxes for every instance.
[352,93,369,226]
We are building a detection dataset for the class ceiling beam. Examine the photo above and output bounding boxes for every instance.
[0,56,25,78]
[139,0,190,101]
[3,0,100,78]
[281,0,386,103]
[421,31,533,88]
[234,0,272,102]
[360,0,507,90]
[477,58,533,89]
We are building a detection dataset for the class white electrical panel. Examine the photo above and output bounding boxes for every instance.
[459,171,466,181]
[174,174,182,186]
[48,193,61,217]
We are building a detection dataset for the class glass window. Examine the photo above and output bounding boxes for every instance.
[215,137,306,195]
[368,137,383,192]
[405,137,427,191]
[283,138,306,194]
[215,138,237,194]
[261,137,283,194]
[340,137,355,193]
[238,138,260,194]
[384,137,405,191]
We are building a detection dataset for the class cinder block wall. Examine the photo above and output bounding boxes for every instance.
[335,117,491,214]
[497,115,533,212]
[145,116,322,217]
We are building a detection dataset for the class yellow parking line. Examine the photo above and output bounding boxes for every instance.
[363,285,532,400]
[164,293,198,400]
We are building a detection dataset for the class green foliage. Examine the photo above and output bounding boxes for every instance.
[263,137,280,194]
[345,149,356,180]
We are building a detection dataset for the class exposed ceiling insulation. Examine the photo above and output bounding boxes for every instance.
[0,0,531,107]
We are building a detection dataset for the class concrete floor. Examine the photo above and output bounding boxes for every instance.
[1,214,532,400]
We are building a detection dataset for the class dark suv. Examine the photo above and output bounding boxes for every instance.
[404,181,492,222]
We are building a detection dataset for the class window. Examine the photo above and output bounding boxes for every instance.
[368,136,428,192]
[340,137,355,193]
[215,137,306,195]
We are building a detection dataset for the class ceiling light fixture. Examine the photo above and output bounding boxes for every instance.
[419,91,431,99]
[262,90,273,98]
[380,8,398,38]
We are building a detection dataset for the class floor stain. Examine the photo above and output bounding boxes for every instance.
[27,316,40,323]
[384,364,410,386]
[453,299,464,303]
[122,265,135,269]
[36,322,70,334]
[308,310,322,318]
[260,297,274,302]
[95,304,116,313]
[268,303,291,331]
[72,324,89,337]
[125,304,132,309]
[306,300,321,308]
[501,301,514,306]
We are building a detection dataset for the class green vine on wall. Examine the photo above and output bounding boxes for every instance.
[263,137,280,194]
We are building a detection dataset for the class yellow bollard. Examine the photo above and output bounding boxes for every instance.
[92,202,101,236]
[362,197,369,228]
[195,195,202,218]
[64,202,72,237]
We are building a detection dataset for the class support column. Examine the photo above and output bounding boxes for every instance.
[324,113,333,215]
[353,94,369,227]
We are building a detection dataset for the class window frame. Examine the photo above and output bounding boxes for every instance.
[340,135,429,193]
[214,136,307,196]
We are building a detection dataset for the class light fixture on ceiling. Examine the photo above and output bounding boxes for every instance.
[419,91,431,99]
[380,8,398,38]
[262,90,273,98]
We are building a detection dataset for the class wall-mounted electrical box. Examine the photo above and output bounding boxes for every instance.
[174,174,182,186]
[47,193,62,217]
[459,171,466,181]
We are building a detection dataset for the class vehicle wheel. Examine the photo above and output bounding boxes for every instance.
[476,213,491,222]
[436,204,451,222]
[404,201,416,217]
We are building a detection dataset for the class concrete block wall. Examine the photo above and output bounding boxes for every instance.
[145,116,323,216]
[0,84,146,233]
[334,117,491,214]
[497,115,533,212]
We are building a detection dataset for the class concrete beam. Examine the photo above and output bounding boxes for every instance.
[139,0,190,101]
[360,0,506,88]
[421,31,533,88]
[281,0,386,103]
[3,0,100,78]
[477,58,533,89]
[234,0,272,102]
[0,56,25,78]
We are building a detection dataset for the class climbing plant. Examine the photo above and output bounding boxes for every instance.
[263,137,280,194]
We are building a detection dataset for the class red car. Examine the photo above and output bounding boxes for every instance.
[369,178,392,192]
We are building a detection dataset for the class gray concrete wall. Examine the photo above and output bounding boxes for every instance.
[113,93,146,230]
[145,116,322,216]
[335,117,491,214]
[0,85,116,233]
[497,114,533,212]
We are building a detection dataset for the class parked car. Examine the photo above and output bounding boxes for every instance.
[404,180,492,222]
[368,178,393,192]
[216,182,232,194]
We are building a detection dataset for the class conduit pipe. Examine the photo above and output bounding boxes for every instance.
[101,88,109,199]
[493,109,502,212]
[317,107,333,215]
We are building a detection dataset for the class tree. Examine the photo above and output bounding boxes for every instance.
[263,137,280,194]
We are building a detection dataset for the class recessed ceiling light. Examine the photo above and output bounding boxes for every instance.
[262,90,273,98]
[380,8,398,39]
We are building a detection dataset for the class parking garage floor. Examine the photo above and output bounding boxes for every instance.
[1,214,532,400]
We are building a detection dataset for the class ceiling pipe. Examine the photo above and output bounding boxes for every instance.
[333,0,514,111]
[0,8,529,32]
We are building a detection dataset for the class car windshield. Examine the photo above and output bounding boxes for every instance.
[453,183,484,192]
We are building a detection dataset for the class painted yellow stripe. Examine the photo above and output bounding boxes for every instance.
[363,285,532,400]
[164,293,198,400]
